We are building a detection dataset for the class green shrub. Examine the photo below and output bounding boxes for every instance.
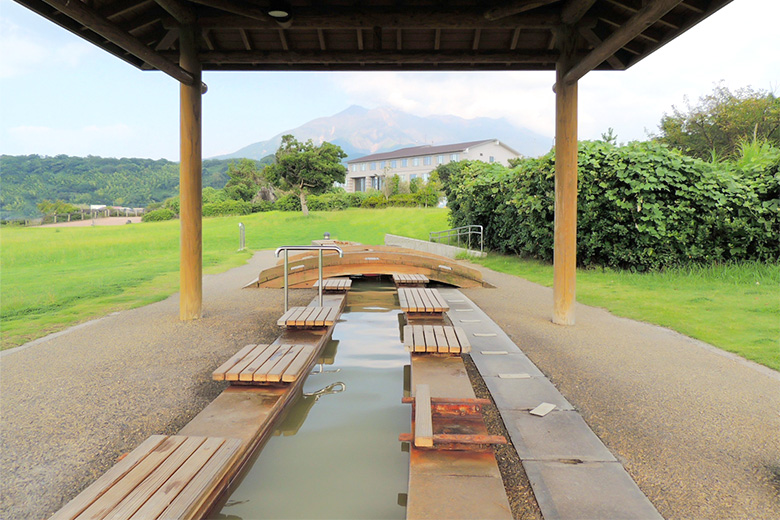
[361,195,387,208]
[142,208,176,222]
[275,194,302,211]
[446,140,780,270]
[345,191,369,207]
[202,200,251,217]
[251,200,275,213]
[308,193,349,211]
[387,194,418,207]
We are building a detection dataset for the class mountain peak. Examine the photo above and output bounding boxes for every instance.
[212,106,551,161]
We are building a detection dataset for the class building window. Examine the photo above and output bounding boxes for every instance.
[410,174,417,180]
[402,159,408,167]
[412,157,419,166]
[423,156,432,166]
[361,163,366,171]
[423,173,430,182]
[489,156,495,163]
[370,162,377,170]
[351,164,356,172]
[437,155,444,164]
[354,177,366,192]
[390,160,397,168]
[450,153,459,161]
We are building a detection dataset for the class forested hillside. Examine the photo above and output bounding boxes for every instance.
[0,154,272,218]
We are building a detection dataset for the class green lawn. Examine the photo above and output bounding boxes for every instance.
[470,255,780,371]
[0,208,449,349]
[2,208,778,373]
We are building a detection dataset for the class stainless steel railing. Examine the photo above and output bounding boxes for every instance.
[429,225,483,254]
[274,245,344,311]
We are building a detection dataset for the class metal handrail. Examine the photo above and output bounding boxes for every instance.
[429,225,483,254]
[275,245,344,311]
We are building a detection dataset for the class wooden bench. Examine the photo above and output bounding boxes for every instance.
[277,306,340,328]
[212,344,317,384]
[403,324,471,354]
[50,435,241,520]
[397,288,450,314]
[392,273,429,287]
[312,277,352,292]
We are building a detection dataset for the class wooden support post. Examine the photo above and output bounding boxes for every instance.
[179,24,203,320]
[553,27,578,326]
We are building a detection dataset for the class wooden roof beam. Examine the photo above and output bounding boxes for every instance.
[38,0,196,86]
[484,0,561,20]
[563,0,683,84]
[578,26,624,69]
[185,9,560,30]
[186,49,561,65]
[154,0,196,25]
[100,0,153,20]
[239,28,252,50]
[561,0,597,24]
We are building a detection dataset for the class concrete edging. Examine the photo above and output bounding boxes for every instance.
[384,234,486,259]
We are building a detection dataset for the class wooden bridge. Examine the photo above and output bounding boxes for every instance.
[253,245,489,289]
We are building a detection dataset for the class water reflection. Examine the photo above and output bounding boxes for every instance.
[216,280,409,520]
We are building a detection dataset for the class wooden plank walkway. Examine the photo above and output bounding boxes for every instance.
[50,435,241,520]
[397,288,450,314]
[404,324,471,354]
[312,277,352,292]
[212,344,317,384]
[392,273,429,286]
[277,306,340,328]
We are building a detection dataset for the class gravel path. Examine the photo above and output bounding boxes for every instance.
[0,251,314,520]
[461,263,780,520]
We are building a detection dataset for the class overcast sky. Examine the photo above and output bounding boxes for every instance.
[1,0,778,160]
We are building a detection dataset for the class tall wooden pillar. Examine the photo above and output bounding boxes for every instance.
[553,28,578,326]
[179,24,202,320]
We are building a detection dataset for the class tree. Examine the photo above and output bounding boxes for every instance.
[263,135,347,216]
[224,158,264,201]
[655,83,780,160]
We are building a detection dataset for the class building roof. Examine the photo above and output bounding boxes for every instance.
[347,139,515,164]
[16,1,733,85]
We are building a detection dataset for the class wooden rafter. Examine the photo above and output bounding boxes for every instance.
[510,26,521,49]
[37,0,195,85]
[561,0,597,24]
[563,0,683,84]
[603,0,680,30]
[154,0,196,25]
[100,0,153,20]
[278,29,289,50]
[317,28,326,50]
[578,26,624,69]
[484,0,561,20]
[239,28,252,50]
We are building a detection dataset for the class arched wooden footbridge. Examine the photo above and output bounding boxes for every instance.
[253,245,490,289]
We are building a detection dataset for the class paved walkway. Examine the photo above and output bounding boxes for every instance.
[460,264,780,520]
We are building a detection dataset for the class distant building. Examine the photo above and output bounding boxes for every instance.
[345,139,520,193]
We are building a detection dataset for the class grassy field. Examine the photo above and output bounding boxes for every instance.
[2,208,777,373]
[0,208,449,349]
[469,255,780,371]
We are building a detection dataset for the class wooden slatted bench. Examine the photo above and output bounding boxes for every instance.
[212,344,317,384]
[312,277,352,292]
[403,324,471,354]
[397,288,450,315]
[277,306,340,328]
[50,435,241,520]
[392,273,429,287]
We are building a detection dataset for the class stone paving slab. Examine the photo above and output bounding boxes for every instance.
[523,461,662,520]
[439,288,662,520]
[484,376,574,411]
[502,410,617,462]
[406,473,513,520]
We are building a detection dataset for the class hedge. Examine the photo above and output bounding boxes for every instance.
[446,140,779,270]
[141,208,176,222]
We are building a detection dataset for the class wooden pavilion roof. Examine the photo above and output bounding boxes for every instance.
[17,0,731,86]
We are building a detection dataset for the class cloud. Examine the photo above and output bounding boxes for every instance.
[0,12,94,78]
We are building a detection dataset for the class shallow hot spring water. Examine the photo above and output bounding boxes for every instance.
[214,279,410,519]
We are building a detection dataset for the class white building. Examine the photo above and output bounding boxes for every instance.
[345,139,520,193]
